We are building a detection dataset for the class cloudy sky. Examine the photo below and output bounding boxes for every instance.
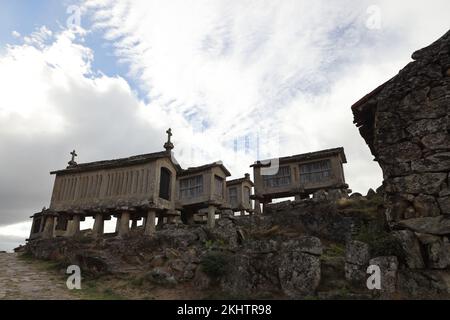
[0,0,449,251]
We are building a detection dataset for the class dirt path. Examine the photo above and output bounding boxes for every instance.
[0,253,77,300]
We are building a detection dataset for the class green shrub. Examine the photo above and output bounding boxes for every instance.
[200,252,231,279]
[355,225,405,262]
[204,239,226,249]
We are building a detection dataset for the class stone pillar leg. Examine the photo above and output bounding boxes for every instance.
[65,220,73,237]
[240,209,245,216]
[118,211,130,237]
[262,201,270,214]
[157,214,164,226]
[29,218,37,238]
[42,216,55,239]
[92,214,104,238]
[115,216,121,233]
[66,215,80,237]
[131,219,138,229]
[254,199,262,215]
[207,205,216,229]
[144,210,156,236]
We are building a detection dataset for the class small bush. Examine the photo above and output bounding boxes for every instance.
[204,239,226,249]
[249,225,282,240]
[355,225,405,262]
[324,243,345,258]
[130,276,144,287]
[200,252,231,279]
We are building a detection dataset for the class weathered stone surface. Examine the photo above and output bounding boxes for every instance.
[369,256,398,293]
[397,269,450,297]
[353,31,450,285]
[344,262,366,283]
[385,173,447,195]
[378,142,422,164]
[220,237,322,298]
[212,217,240,247]
[406,118,447,137]
[385,196,411,222]
[278,251,321,298]
[440,188,450,197]
[421,133,450,151]
[264,200,354,242]
[415,232,441,245]
[392,230,425,269]
[412,152,450,172]
[343,240,371,285]
[193,268,211,290]
[345,240,370,266]
[413,194,441,217]
[428,239,450,269]
[366,189,377,199]
[438,196,450,214]
[294,237,323,256]
[147,268,177,286]
[327,189,348,201]
[349,193,364,200]
[374,112,407,144]
[396,216,450,235]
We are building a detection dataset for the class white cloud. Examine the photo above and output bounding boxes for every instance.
[81,0,449,195]
[0,221,31,238]
[0,27,172,228]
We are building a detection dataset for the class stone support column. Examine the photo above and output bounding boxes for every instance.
[115,216,121,233]
[66,215,80,237]
[42,215,55,239]
[118,211,130,237]
[207,205,216,229]
[144,210,156,236]
[92,214,104,238]
[254,199,262,215]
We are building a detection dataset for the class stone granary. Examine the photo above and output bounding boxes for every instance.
[352,30,450,269]
[226,173,254,215]
[29,130,182,240]
[251,148,349,214]
[176,162,231,228]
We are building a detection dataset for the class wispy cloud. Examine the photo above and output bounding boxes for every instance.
[80,0,449,191]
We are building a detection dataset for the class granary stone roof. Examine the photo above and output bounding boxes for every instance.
[50,151,182,175]
[227,173,254,187]
[250,147,347,168]
[179,161,232,177]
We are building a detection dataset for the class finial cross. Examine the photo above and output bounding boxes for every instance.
[166,128,172,143]
[70,150,77,162]
[164,128,174,151]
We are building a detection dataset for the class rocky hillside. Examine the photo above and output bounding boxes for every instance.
[23,191,449,300]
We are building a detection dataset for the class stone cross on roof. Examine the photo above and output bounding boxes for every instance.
[67,149,78,167]
[164,128,174,151]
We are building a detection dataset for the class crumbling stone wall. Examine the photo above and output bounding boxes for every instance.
[353,30,450,270]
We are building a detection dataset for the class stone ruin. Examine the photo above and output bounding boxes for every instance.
[352,29,450,271]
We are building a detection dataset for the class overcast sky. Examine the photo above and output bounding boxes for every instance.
[0,0,449,251]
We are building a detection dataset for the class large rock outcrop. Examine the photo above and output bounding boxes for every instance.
[352,29,450,270]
